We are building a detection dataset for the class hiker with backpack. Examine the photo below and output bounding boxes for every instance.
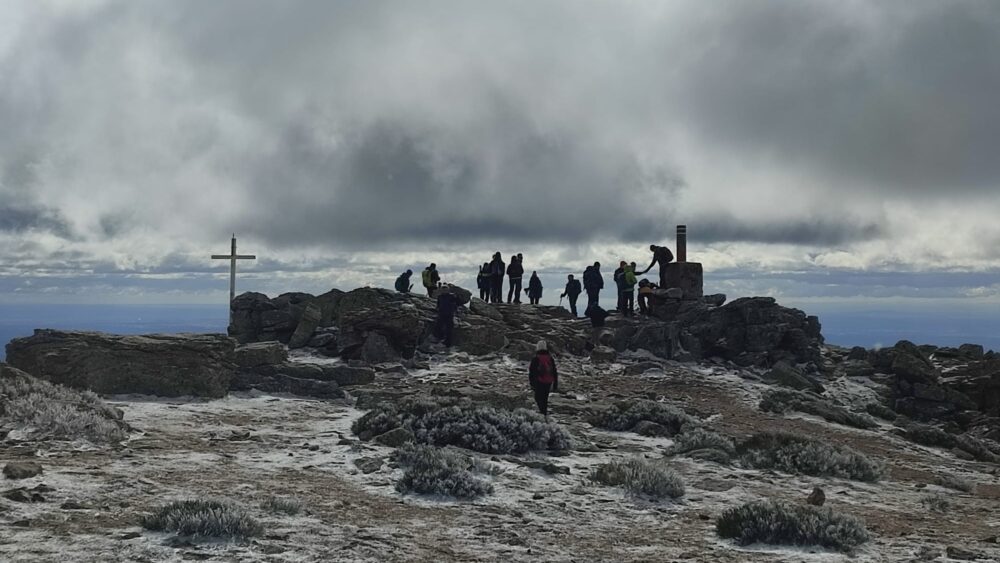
[621,263,637,316]
[526,271,543,305]
[421,264,441,297]
[561,274,582,316]
[583,262,603,309]
[638,244,675,288]
[489,252,505,304]
[528,340,559,419]
[507,254,524,304]
[477,263,491,301]
[638,278,657,315]
[394,270,413,293]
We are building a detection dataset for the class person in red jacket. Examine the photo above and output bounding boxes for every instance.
[528,340,559,420]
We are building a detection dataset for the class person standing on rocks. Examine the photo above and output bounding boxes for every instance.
[395,270,413,293]
[585,303,610,347]
[436,288,460,348]
[526,271,543,305]
[528,340,559,419]
[421,264,441,297]
[477,263,491,301]
[583,262,603,309]
[638,244,674,288]
[621,263,637,316]
[489,252,505,304]
[613,261,627,312]
[561,274,582,316]
[507,254,524,304]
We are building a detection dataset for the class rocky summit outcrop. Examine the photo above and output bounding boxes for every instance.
[5,330,236,398]
[231,286,825,369]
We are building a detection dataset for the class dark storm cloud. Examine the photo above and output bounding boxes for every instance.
[696,214,885,245]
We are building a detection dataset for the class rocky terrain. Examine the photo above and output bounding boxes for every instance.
[2,287,1000,562]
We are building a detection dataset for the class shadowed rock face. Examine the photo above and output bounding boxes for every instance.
[5,330,236,398]
[229,287,825,369]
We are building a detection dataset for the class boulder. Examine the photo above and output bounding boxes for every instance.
[806,487,826,506]
[762,363,825,393]
[6,330,236,398]
[663,262,704,300]
[633,420,670,437]
[288,302,322,349]
[374,427,415,447]
[625,362,665,376]
[847,346,868,361]
[590,346,617,363]
[468,298,503,321]
[239,373,342,399]
[234,342,288,368]
[360,332,400,364]
[958,343,985,360]
[3,462,42,480]
[454,322,509,356]
[703,293,726,307]
[841,359,876,378]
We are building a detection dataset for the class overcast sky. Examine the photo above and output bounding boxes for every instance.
[2,0,1000,306]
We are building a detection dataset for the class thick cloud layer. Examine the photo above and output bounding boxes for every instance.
[1,1,999,302]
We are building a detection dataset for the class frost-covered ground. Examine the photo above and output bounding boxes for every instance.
[2,352,1000,562]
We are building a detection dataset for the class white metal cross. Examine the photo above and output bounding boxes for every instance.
[212,234,256,307]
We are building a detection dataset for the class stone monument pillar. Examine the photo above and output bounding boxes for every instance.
[663,224,703,300]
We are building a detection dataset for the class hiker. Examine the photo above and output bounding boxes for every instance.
[436,288,460,348]
[638,244,675,288]
[621,263,637,316]
[526,271,543,305]
[561,274,582,316]
[477,263,490,301]
[585,304,610,347]
[394,270,413,293]
[489,252,505,304]
[528,340,559,419]
[507,254,524,304]
[421,263,441,297]
[613,261,626,313]
[638,278,657,315]
[583,262,603,309]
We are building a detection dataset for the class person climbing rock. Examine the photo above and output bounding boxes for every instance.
[489,252,505,304]
[477,263,491,301]
[394,270,413,293]
[561,274,582,316]
[583,262,603,309]
[507,254,524,304]
[421,263,440,297]
[436,288,459,348]
[528,340,558,419]
[638,244,675,288]
[585,303,610,347]
[638,278,657,315]
[526,271,543,305]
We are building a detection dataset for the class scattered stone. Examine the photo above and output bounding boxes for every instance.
[119,532,143,540]
[806,487,826,506]
[694,478,735,492]
[353,457,384,474]
[60,500,89,510]
[624,362,664,376]
[288,302,323,349]
[590,346,617,363]
[762,362,825,393]
[518,460,571,475]
[702,293,726,307]
[683,448,732,464]
[373,428,415,447]
[360,332,400,364]
[947,545,984,561]
[633,420,671,437]
[3,462,42,480]
[234,342,288,368]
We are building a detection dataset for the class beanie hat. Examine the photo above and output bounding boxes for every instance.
[536,340,548,352]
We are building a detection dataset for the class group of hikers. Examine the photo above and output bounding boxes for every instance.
[391,244,676,418]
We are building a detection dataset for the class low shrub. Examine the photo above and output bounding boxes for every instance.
[935,473,974,493]
[259,496,304,516]
[716,500,869,552]
[667,428,735,456]
[921,494,951,513]
[590,457,684,500]
[141,499,263,540]
[904,424,999,462]
[955,434,1000,463]
[588,400,697,436]
[864,402,897,421]
[760,389,879,430]
[0,369,128,444]
[737,431,885,482]
[353,398,571,454]
[394,443,494,499]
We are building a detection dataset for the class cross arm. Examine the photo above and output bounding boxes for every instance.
[211,255,256,259]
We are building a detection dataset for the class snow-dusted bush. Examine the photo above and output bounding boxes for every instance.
[737,431,885,482]
[394,443,494,499]
[667,428,736,456]
[588,400,697,435]
[590,457,685,500]
[0,368,128,444]
[955,434,1000,463]
[142,499,263,540]
[921,494,951,513]
[904,423,999,462]
[935,473,974,493]
[716,500,869,552]
[353,398,571,454]
[259,496,304,516]
[760,389,879,430]
[864,402,896,421]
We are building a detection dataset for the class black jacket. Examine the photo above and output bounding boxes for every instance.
[527,275,543,298]
[583,267,603,291]
[562,279,582,298]
[528,351,559,391]
[586,305,610,327]
[437,292,459,317]
[613,267,625,290]
[477,270,490,289]
[507,260,524,278]
[490,258,505,277]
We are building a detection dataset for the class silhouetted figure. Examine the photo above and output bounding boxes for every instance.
[489,253,505,304]
[583,262,603,309]
[637,278,657,315]
[507,254,524,304]
[394,270,413,293]
[436,289,459,348]
[528,340,558,419]
[526,271,543,305]
[477,263,490,301]
[561,274,582,317]
[621,263,637,316]
[638,244,675,288]
[585,304,610,347]
[613,261,626,313]
[421,263,440,297]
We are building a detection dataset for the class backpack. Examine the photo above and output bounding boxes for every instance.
[394,275,407,292]
[624,269,637,286]
[421,269,432,287]
[536,354,555,384]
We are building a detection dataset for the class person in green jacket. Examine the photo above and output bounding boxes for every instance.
[621,263,637,317]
